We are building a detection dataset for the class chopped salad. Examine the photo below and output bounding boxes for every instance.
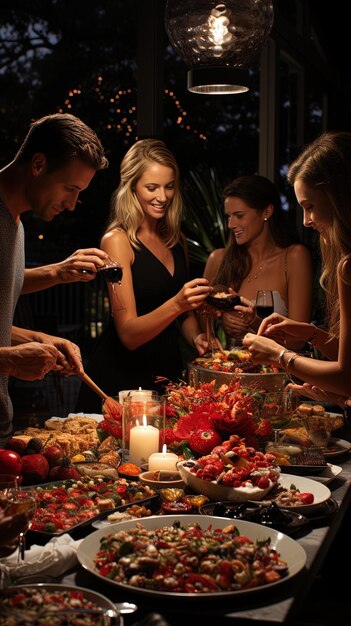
[94,520,289,593]
[0,588,106,625]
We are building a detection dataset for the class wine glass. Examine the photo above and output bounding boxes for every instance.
[260,391,294,450]
[256,290,274,319]
[0,474,20,516]
[1,486,37,563]
[99,255,125,311]
[0,474,20,492]
[99,255,123,285]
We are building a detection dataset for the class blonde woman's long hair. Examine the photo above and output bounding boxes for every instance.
[105,139,183,248]
[287,130,351,337]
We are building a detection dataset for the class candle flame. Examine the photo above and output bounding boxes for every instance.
[162,444,167,454]
[142,414,148,427]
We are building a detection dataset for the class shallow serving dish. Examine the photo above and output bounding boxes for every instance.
[28,477,158,537]
[322,438,351,458]
[77,514,307,599]
[0,583,122,625]
[177,460,279,502]
[199,501,308,535]
[254,473,331,515]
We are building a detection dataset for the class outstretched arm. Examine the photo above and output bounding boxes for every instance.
[22,248,109,294]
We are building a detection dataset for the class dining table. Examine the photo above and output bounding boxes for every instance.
[28,436,346,626]
[3,407,345,626]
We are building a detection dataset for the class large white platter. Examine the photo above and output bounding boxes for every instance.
[257,474,331,514]
[307,464,342,484]
[77,514,307,599]
[46,412,104,425]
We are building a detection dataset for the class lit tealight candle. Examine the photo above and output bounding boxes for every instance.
[129,415,159,466]
[119,388,153,405]
[148,444,178,472]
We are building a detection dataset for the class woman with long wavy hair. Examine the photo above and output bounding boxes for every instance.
[243,131,351,400]
[203,174,313,350]
[77,139,213,412]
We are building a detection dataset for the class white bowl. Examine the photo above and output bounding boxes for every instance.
[177,460,279,503]
[138,470,186,491]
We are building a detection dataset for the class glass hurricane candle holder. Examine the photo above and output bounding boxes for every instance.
[122,393,166,466]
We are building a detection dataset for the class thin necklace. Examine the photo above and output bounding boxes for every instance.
[246,247,276,282]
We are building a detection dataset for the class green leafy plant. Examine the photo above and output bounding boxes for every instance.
[181,166,229,275]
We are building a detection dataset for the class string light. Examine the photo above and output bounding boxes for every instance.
[58,76,207,142]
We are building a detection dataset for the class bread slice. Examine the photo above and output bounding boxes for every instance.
[282,426,311,447]
[311,404,325,416]
[296,404,313,417]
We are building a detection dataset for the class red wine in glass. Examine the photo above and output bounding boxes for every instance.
[100,266,123,284]
[256,290,274,319]
[256,305,274,318]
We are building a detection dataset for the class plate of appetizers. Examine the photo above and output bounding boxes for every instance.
[252,474,331,514]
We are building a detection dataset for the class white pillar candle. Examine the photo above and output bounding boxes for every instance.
[129,416,160,466]
[148,444,178,472]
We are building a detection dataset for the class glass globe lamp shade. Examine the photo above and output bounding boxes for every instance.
[165,0,274,94]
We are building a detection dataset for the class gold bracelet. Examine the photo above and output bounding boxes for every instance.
[285,353,300,381]
[277,348,294,368]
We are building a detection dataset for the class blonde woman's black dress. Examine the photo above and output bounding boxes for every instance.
[76,241,191,413]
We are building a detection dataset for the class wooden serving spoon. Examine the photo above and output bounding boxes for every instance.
[79,371,122,417]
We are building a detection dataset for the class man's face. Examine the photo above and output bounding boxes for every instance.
[28,154,96,221]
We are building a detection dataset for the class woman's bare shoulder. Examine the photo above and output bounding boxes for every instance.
[339,254,351,278]
[207,247,226,262]
[203,247,225,281]
[101,229,133,260]
[286,243,312,261]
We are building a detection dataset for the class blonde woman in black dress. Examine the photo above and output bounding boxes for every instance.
[77,139,214,412]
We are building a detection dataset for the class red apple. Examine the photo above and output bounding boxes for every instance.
[42,445,64,469]
[5,437,28,457]
[0,449,23,476]
[21,454,50,485]
[48,463,80,481]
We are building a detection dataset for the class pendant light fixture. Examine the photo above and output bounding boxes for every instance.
[165,0,274,94]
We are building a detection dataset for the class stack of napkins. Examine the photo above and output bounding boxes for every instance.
[0,534,81,589]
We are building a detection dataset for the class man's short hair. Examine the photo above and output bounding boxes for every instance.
[16,113,108,171]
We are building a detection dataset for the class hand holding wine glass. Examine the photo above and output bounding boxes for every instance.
[98,255,123,284]
[99,255,125,311]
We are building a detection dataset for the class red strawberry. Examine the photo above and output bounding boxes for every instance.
[256,476,270,489]
[189,429,222,455]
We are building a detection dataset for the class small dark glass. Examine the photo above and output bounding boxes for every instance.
[100,266,123,284]
[206,284,241,311]
[99,257,123,285]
